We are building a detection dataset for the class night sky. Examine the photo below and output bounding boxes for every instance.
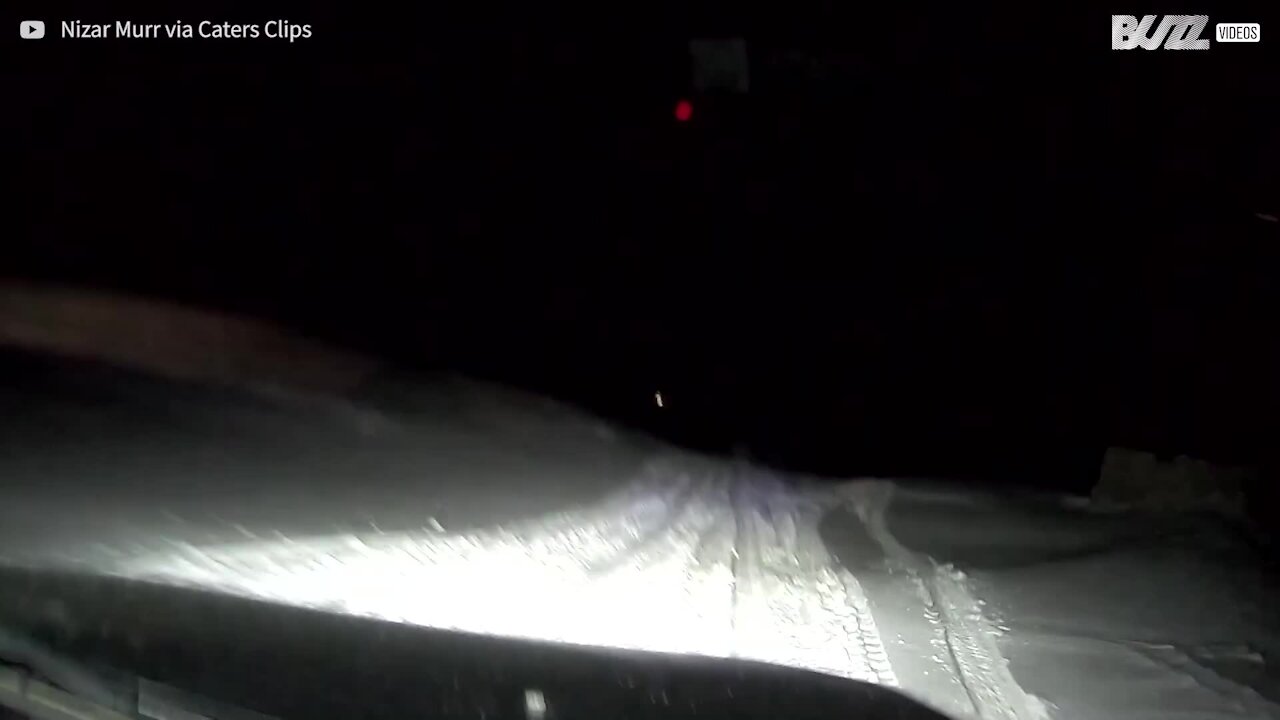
[7,1,1278,489]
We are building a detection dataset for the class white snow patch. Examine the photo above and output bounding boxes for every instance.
[884,479,1280,720]
[103,462,898,687]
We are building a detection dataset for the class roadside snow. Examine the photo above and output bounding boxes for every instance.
[880,485,1280,720]
[836,482,1049,720]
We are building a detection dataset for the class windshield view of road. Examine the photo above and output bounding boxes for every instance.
[5,3,1279,720]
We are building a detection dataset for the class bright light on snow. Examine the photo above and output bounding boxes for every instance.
[106,465,897,687]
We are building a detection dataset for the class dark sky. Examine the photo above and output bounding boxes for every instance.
[6,1,1278,486]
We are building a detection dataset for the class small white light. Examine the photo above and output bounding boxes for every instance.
[525,689,546,720]
[654,391,664,408]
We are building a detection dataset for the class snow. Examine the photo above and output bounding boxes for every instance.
[879,485,1280,719]
[0,368,654,564]
[2,354,1278,720]
[92,460,898,689]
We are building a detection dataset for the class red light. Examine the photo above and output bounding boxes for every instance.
[674,99,693,122]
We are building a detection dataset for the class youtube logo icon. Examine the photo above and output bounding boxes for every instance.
[20,20,45,39]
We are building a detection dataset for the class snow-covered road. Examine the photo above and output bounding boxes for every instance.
[40,457,1048,720]
[97,459,898,686]
[877,485,1280,720]
[3,348,1278,720]
[45,461,1274,720]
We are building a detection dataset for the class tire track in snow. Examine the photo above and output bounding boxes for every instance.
[732,470,896,685]
[841,481,1047,720]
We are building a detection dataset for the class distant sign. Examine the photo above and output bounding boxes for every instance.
[690,38,749,93]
